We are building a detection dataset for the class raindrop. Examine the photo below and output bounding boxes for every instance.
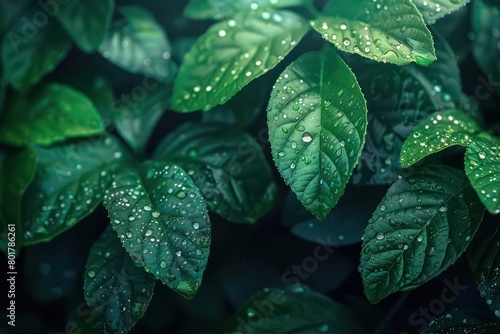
[302,132,313,143]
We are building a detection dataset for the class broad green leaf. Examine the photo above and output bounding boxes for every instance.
[423,310,500,333]
[154,122,277,223]
[359,165,484,304]
[22,135,129,245]
[170,9,309,112]
[57,0,114,52]
[465,133,500,215]
[0,147,37,255]
[99,6,176,82]
[314,0,436,66]
[267,47,367,220]
[0,0,30,33]
[103,162,211,299]
[0,84,105,146]
[225,285,366,333]
[400,110,481,168]
[84,226,155,333]
[184,0,310,20]
[1,5,72,91]
[412,0,471,23]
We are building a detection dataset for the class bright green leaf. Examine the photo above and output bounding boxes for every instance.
[465,133,500,215]
[99,6,176,82]
[84,226,155,333]
[360,165,484,304]
[400,110,481,168]
[0,84,105,146]
[154,122,277,223]
[423,309,500,333]
[225,285,366,333]
[412,0,471,24]
[22,135,129,245]
[170,9,309,112]
[103,162,211,300]
[267,47,367,220]
[314,0,436,66]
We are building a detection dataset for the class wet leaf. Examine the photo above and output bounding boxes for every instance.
[103,161,210,300]
[360,165,484,304]
[84,226,155,334]
[170,9,309,112]
[267,47,367,220]
[412,0,471,24]
[314,0,436,66]
[423,309,500,333]
[0,84,105,146]
[154,122,276,223]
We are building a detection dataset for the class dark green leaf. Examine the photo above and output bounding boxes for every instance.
[423,309,500,333]
[154,122,277,223]
[0,0,30,33]
[170,9,309,112]
[315,0,436,66]
[360,165,484,304]
[57,0,114,52]
[267,47,367,220]
[412,0,471,24]
[99,6,176,82]
[0,84,105,146]
[22,135,129,245]
[103,161,211,299]
[400,110,481,168]
[225,285,366,333]
[465,133,500,215]
[84,226,155,334]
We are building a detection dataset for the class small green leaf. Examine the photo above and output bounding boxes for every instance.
[1,5,72,91]
[0,147,37,255]
[400,110,481,168]
[423,309,500,333]
[314,0,436,66]
[22,135,129,245]
[154,122,277,223]
[171,9,309,112]
[0,84,105,146]
[267,47,367,220]
[360,165,484,304]
[465,133,500,215]
[57,0,114,52]
[103,162,211,300]
[225,285,366,333]
[84,226,155,333]
[99,6,176,82]
[412,0,471,23]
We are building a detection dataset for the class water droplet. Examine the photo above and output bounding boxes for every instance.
[144,205,152,211]
[152,211,161,218]
[193,222,200,230]
[302,132,313,143]
[218,30,227,37]
[380,204,387,212]
[87,271,95,278]
[160,261,167,268]
[376,233,385,240]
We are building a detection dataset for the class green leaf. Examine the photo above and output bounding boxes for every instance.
[423,309,500,333]
[0,84,105,146]
[84,226,155,333]
[400,110,481,168]
[1,5,72,91]
[225,285,366,333]
[267,47,367,220]
[56,0,114,52]
[465,133,500,215]
[170,9,309,112]
[22,135,129,245]
[0,147,37,255]
[103,161,211,299]
[0,0,30,34]
[99,6,176,82]
[184,0,310,20]
[359,165,484,304]
[412,0,471,23]
[314,0,436,66]
[154,122,277,223]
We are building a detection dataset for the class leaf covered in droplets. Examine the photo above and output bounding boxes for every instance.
[465,133,500,215]
[267,47,367,220]
[84,226,155,334]
[400,110,481,168]
[22,135,130,245]
[312,0,436,66]
[103,161,211,300]
[359,165,484,304]
[170,9,309,112]
[0,84,105,146]
[153,122,277,224]
[225,285,366,333]
[412,0,471,24]
[422,309,500,333]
